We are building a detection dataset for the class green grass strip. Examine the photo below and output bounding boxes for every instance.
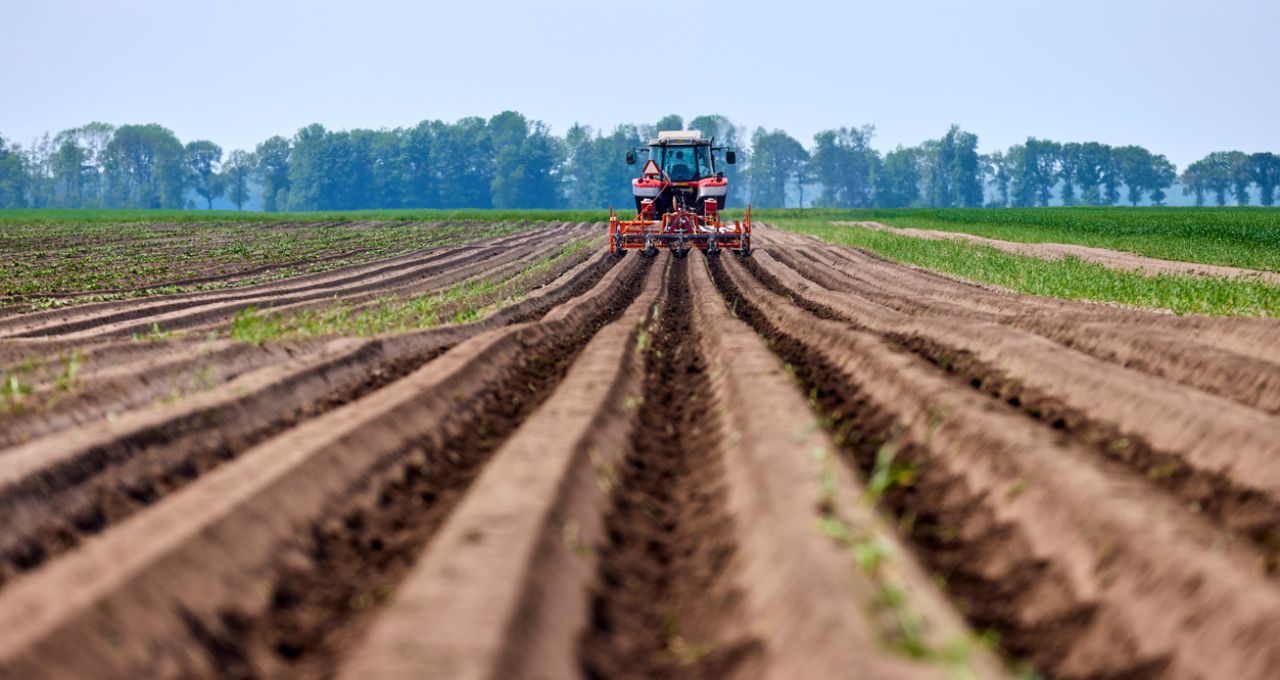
[750,207,1280,273]
[774,219,1280,317]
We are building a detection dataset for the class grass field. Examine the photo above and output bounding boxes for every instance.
[756,207,1280,272]
[772,215,1280,317]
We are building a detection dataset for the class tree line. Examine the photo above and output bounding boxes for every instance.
[1,113,1277,210]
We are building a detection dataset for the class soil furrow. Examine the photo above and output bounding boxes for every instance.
[578,256,760,680]
[0,249,619,590]
[748,246,1280,559]
[744,251,1280,563]
[770,242,1280,416]
[0,250,650,680]
[0,225,575,339]
[761,226,1280,365]
[711,252,1280,680]
[336,255,666,680]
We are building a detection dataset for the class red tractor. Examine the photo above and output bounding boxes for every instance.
[608,130,751,258]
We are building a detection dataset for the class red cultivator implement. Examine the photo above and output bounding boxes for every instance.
[607,130,751,258]
[608,203,751,258]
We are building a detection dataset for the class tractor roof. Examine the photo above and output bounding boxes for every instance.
[651,130,706,145]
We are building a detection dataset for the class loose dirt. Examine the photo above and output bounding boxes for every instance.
[1,221,1277,679]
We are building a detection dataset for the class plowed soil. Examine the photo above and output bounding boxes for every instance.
[1,220,1278,680]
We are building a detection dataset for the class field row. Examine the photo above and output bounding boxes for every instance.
[0,221,1277,678]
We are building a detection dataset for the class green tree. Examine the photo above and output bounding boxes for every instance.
[810,125,878,208]
[22,134,56,208]
[1148,154,1176,205]
[52,137,87,208]
[1070,142,1112,205]
[1111,145,1153,206]
[747,128,808,208]
[184,140,224,209]
[1058,143,1081,205]
[981,151,1010,207]
[920,125,982,208]
[1185,152,1237,206]
[1008,138,1060,207]
[689,114,745,188]
[51,122,115,207]
[1251,152,1280,207]
[434,117,493,209]
[877,146,922,208]
[0,135,29,208]
[653,114,684,134]
[401,120,440,208]
[102,124,186,208]
[1180,161,1207,206]
[1227,151,1253,205]
[254,135,291,212]
[221,149,254,211]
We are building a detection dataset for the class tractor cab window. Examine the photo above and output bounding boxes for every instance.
[657,145,713,181]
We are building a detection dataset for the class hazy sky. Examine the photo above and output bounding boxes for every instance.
[3,0,1277,170]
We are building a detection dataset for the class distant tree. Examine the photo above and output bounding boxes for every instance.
[1068,142,1112,205]
[184,140,224,209]
[653,114,684,133]
[221,149,254,211]
[0,135,29,208]
[1227,151,1253,205]
[598,124,646,208]
[102,124,186,208]
[1057,143,1081,205]
[487,111,562,208]
[433,117,494,209]
[21,134,56,208]
[981,151,1010,207]
[876,146,921,208]
[401,120,440,208]
[1188,152,1237,206]
[1148,154,1176,205]
[1009,138,1060,207]
[254,135,291,212]
[1180,161,1207,206]
[562,123,597,209]
[747,128,808,207]
[688,114,744,188]
[916,126,980,208]
[52,137,87,208]
[1251,152,1280,207]
[51,122,114,207]
[809,125,878,208]
[1111,145,1155,206]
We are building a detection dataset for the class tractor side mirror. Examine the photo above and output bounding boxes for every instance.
[625,150,636,165]
[725,150,737,165]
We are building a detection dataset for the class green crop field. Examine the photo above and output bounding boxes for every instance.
[0,217,547,302]
[5,207,1279,317]
[753,207,1280,272]
[774,216,1280,317]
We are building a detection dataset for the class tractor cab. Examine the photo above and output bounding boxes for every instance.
[626,131,736,216]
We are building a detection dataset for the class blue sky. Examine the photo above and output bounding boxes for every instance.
[2,0,1277,170]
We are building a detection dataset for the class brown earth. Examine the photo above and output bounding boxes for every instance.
[0,221,1277,679]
